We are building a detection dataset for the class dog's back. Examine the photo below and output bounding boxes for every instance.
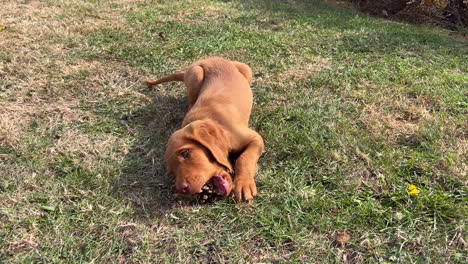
[185,57,253,127]
[146,57,254,128]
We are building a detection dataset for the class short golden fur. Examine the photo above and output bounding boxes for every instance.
[145,57,264,201]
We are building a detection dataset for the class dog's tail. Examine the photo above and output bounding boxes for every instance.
[144,72,185,86]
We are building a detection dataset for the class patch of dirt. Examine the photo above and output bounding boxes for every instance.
[359,102,432,144]
[350,0,468,30]
[5,233,39,255]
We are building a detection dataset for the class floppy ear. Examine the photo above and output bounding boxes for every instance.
[232,61,252,84]
[184,120,233,173]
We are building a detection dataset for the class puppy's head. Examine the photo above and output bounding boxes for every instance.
[165,119,233,196]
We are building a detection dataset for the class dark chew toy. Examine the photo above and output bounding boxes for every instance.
[198,181,224,204]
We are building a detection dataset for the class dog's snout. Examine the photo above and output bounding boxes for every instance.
[177,181,191,194]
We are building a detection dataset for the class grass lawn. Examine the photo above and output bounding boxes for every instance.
[1,0,467,262]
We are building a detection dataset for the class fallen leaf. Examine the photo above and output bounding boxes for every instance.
[336,231,351,244]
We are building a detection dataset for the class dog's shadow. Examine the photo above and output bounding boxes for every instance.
[115,88,186,218]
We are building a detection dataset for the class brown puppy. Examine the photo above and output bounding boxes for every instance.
[145,57,264,201]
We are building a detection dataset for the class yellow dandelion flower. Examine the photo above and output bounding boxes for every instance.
[408,184,421,196]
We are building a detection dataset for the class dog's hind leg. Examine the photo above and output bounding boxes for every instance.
[184,65,205,108]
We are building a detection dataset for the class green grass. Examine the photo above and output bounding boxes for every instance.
[1,0,467,262]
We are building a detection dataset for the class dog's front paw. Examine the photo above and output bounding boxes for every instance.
[233,178,257,201]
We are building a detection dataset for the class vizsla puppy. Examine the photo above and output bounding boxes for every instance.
[145,57,264,201]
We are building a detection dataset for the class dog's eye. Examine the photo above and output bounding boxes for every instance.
[179,149,190,159]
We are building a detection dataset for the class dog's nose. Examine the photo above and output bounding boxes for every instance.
[178,181,191,194]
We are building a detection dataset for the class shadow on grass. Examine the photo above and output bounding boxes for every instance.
[115,89,186,218]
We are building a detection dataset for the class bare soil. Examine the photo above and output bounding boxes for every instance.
[351,0,468,30]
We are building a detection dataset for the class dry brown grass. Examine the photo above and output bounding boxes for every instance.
[53,129,120,170]
[0,101,87,147]
[278,56,332,82]
[355,86,434,145]
[360,103,430,141]
[1,2,154,258]
[356,88,467,181]
[0,0,149,154]
[0,166,42,256]
[251,55,333,101]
